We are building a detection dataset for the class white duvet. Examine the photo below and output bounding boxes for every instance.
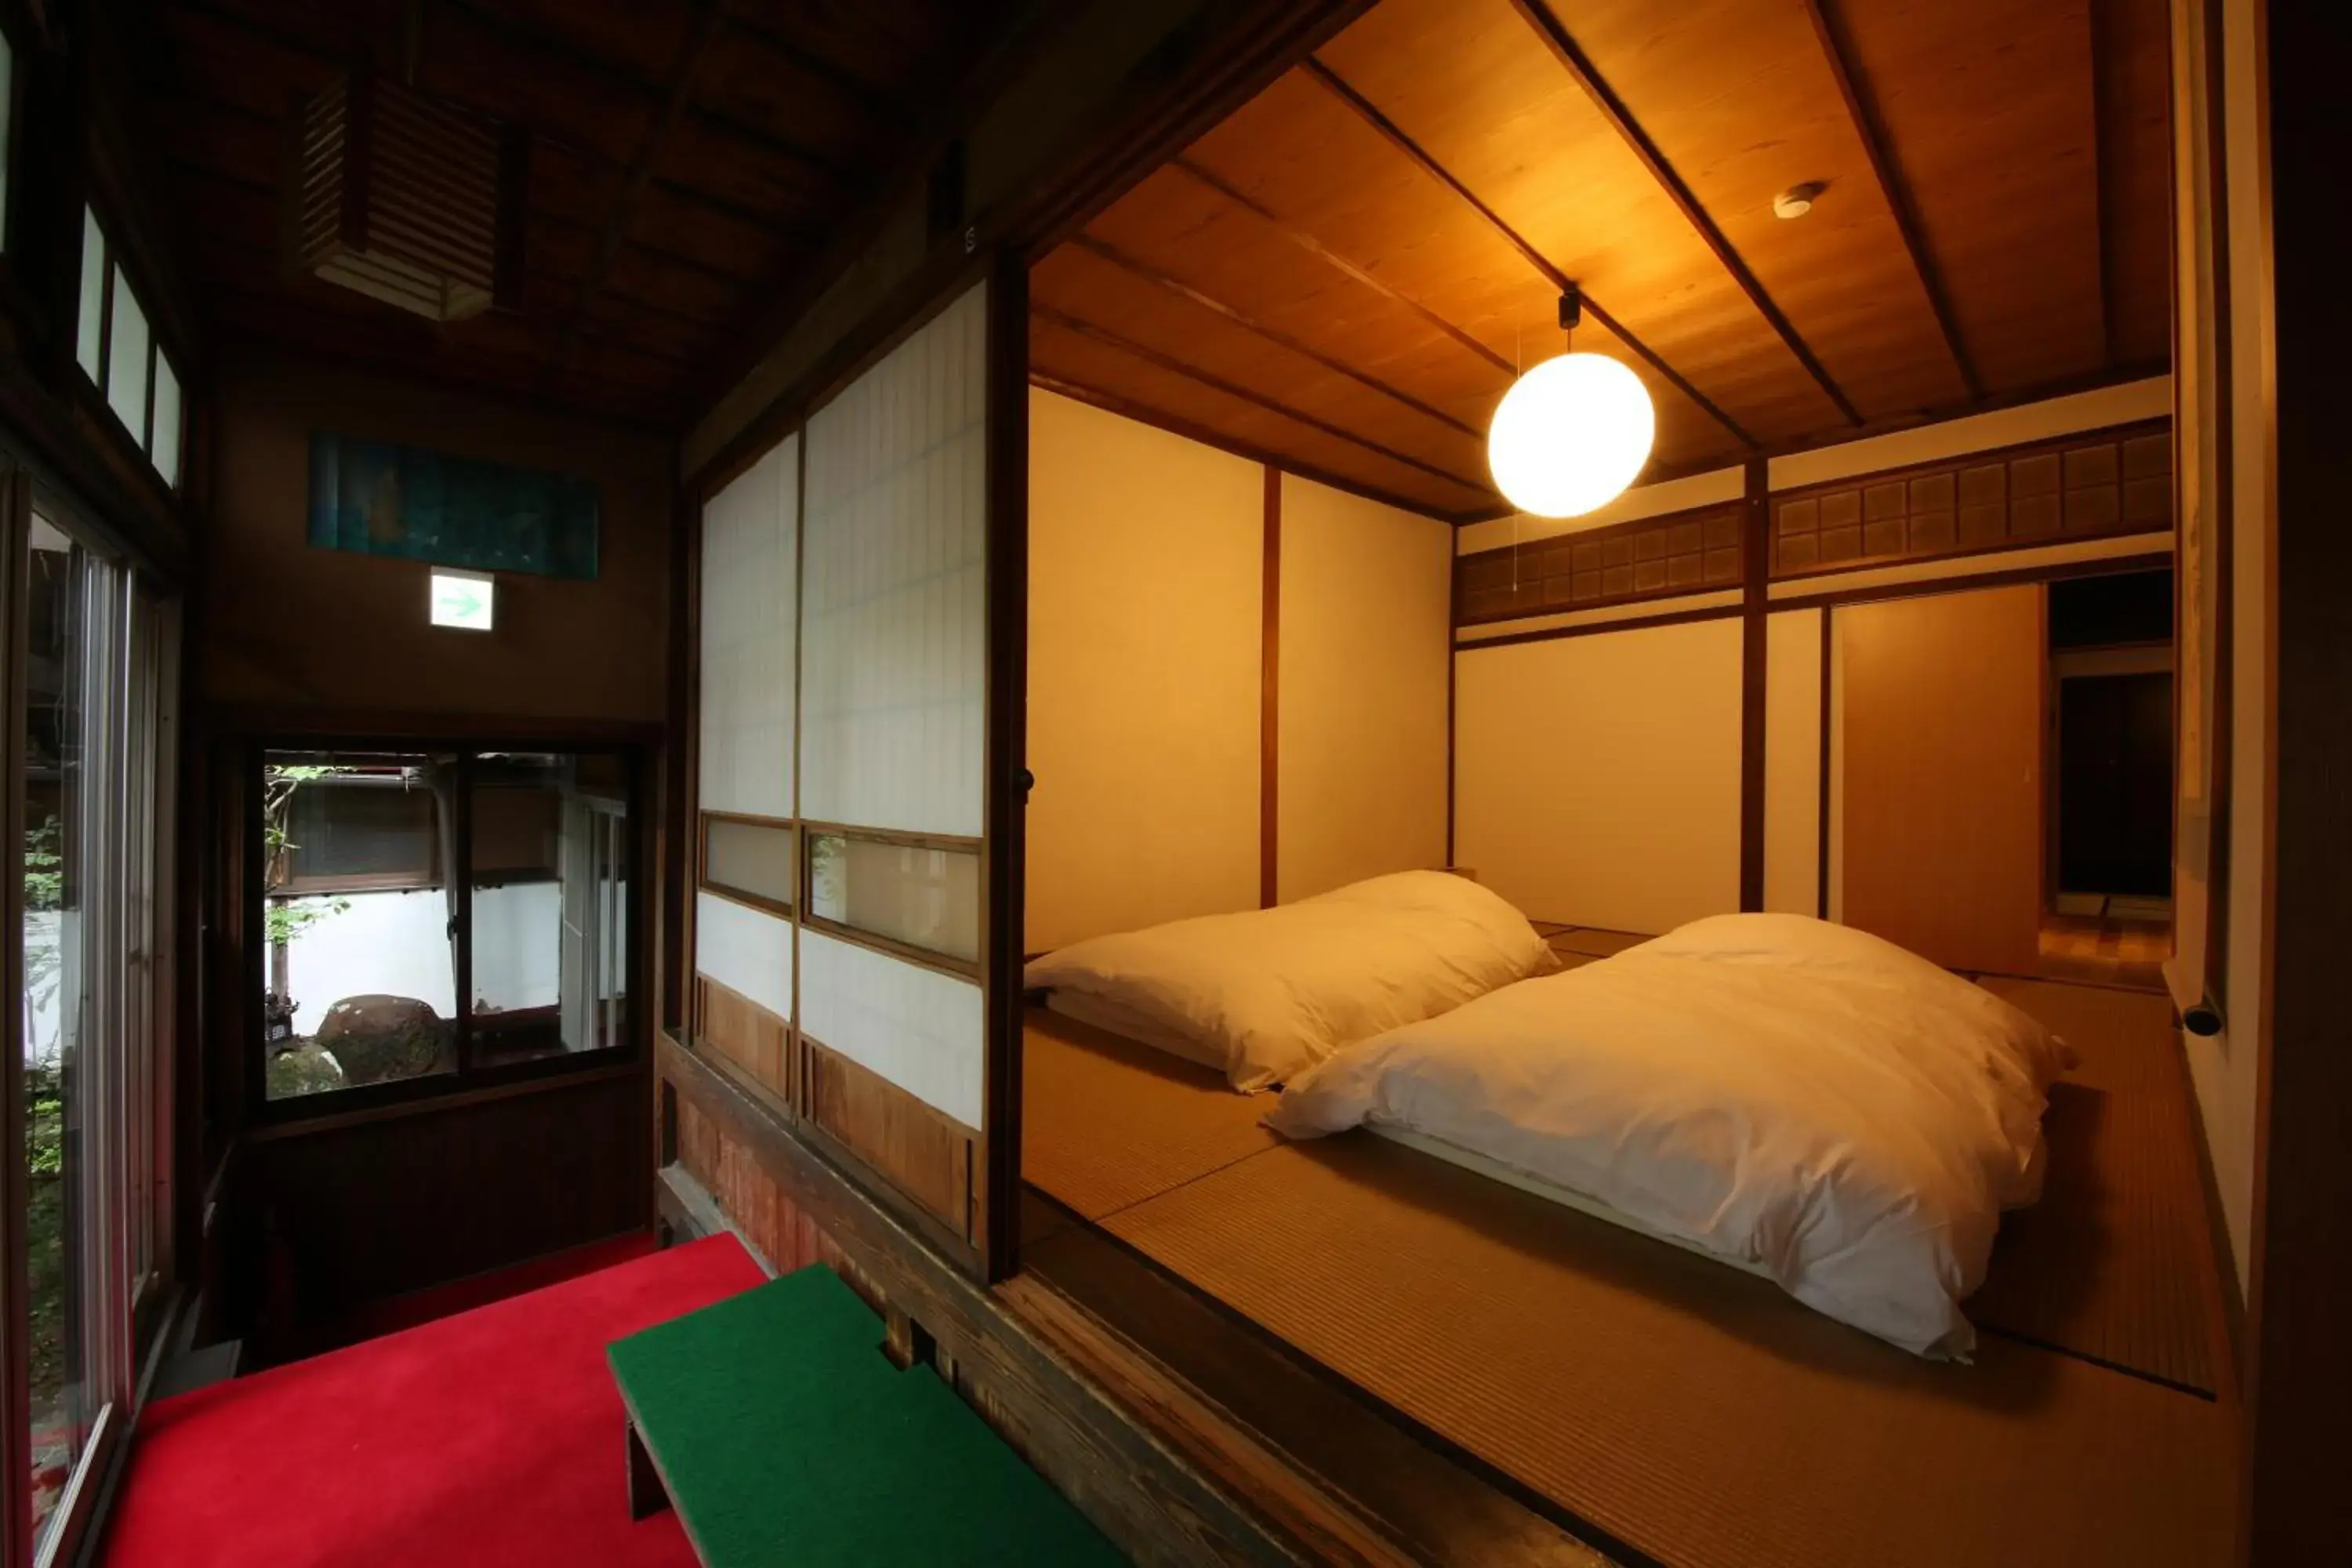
[1023,872,1559,1093]
[1266,914,2074,1357]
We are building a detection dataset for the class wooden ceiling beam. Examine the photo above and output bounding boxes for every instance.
[545,0,730,390]
[430,0,849,183]
[160,16,818,249]
[1167,156,1512,379]
[723,13,900,116]
[1798,0,1984,401]
[1298,57,1759,450]
[1504,1,1863,426]
[1031,369,1483,524]
[1067,234,1483,439]
[1034,303,1494,496]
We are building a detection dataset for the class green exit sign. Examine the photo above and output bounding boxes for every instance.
[430,568,495,631]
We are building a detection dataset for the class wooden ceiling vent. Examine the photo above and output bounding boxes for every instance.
[291,61,527,323]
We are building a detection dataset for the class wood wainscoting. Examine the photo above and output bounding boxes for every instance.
[695,971,791,1107]
[801,1036,981,1251]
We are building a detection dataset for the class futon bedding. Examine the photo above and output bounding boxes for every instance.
[1023,871,1559,1093]
[1266,914,2074,1357]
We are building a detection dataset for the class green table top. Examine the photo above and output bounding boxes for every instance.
[608,1265,1124,1566]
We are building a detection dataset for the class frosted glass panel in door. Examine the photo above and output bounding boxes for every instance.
[799,283,987,838]
[699,436,797,818]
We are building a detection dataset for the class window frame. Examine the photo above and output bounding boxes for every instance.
[246,738,651,1128]
[693,809,795,921]
[796,819,984,982]
[71,206,184,493]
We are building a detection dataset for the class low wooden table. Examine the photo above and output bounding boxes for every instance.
[607,1264,1122,1566]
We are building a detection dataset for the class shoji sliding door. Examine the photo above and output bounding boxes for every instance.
[691,437,797,1105]
[684,271,1018,1274]
[796,281,994,1261]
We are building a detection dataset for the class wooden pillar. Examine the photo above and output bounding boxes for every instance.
[1739,456,1769,911]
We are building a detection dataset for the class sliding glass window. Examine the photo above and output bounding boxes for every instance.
[12,493,178,1563]
[259,749,637,1105]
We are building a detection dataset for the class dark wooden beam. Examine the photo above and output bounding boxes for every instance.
[158,20,820,252]
[1509,0,1861,426]
[1298,58,1761,452]
[1798,0,1984,401]
[1739,456,1769,912]
[1171,155,1513,380]
[546,0,729,390]
[722,13,900,117]
[1030,371,1478,524]
[430,0,849,183]
[1034,303,1494,495]
[1069,234,1483,438]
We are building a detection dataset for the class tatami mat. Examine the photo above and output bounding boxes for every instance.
[1968,978,2227,1395]
[1022,1010,1276,1221]
[1102,1135,2232,1568]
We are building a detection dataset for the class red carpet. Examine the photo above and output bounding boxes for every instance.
[102,1235,766,1568]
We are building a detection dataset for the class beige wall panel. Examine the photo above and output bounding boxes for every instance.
[1024,390,1264,950]
[1454,619,1744,934]
[1838,586,2044,975]
[1764,608,1825,916]
[1276,475,1453,903]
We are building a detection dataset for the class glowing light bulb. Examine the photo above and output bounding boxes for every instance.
[1486,353,1656,518]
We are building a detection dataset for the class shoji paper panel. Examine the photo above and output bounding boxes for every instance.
[1277,475,1452,902]
[797,928,983,1130]
[694,891,791,1019]
[1026,389,1262,949]
[1764,608,1825,916]
[699,437,797,818]
[800,285,987,837]
[1454,619,1744,934]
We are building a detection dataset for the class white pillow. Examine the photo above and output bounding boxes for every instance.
[1026,871,1559,1092]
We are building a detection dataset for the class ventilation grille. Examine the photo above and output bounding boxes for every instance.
[294,66,522,322]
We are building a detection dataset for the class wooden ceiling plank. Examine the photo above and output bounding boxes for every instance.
[430,0,849,182]
[1069,234,1480,439]
[1170,155,1512,379]
[1504,0,1861,426]
[1030,370,1483,524]
[1296,56,1759,451]
[1800,0,1984,401]
[546,0,730,390]
[1033,303,1495,496]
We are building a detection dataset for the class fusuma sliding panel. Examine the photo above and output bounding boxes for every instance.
[1454,618,1744,935]
[1276,475,1451,903]
[800,285,987,837]
[1025,389,1262,949]
[699,437,797,820]
[794,281,992,1253]
[1839,586,2042,975]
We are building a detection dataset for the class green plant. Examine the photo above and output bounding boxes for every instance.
[263,764,354,948]
[266,895,350,946]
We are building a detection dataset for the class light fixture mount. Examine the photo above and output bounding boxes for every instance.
[1557,285,1583,333]
[1773,181,1826,220]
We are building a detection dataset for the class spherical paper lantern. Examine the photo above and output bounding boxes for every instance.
[1486,353,1656,518]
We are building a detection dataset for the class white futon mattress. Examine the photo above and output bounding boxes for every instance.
[1267,914,2074,1357]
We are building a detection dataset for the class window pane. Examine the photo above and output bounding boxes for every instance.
[151,354,183,487]
[702,817,793,911]
[106,269,149,443]
[0,31,14,244]
[24,517,90,1545]
[75,209,103,383]
[263,753,458,1100]
[470,753,630,1065]
[807,833,979,964]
